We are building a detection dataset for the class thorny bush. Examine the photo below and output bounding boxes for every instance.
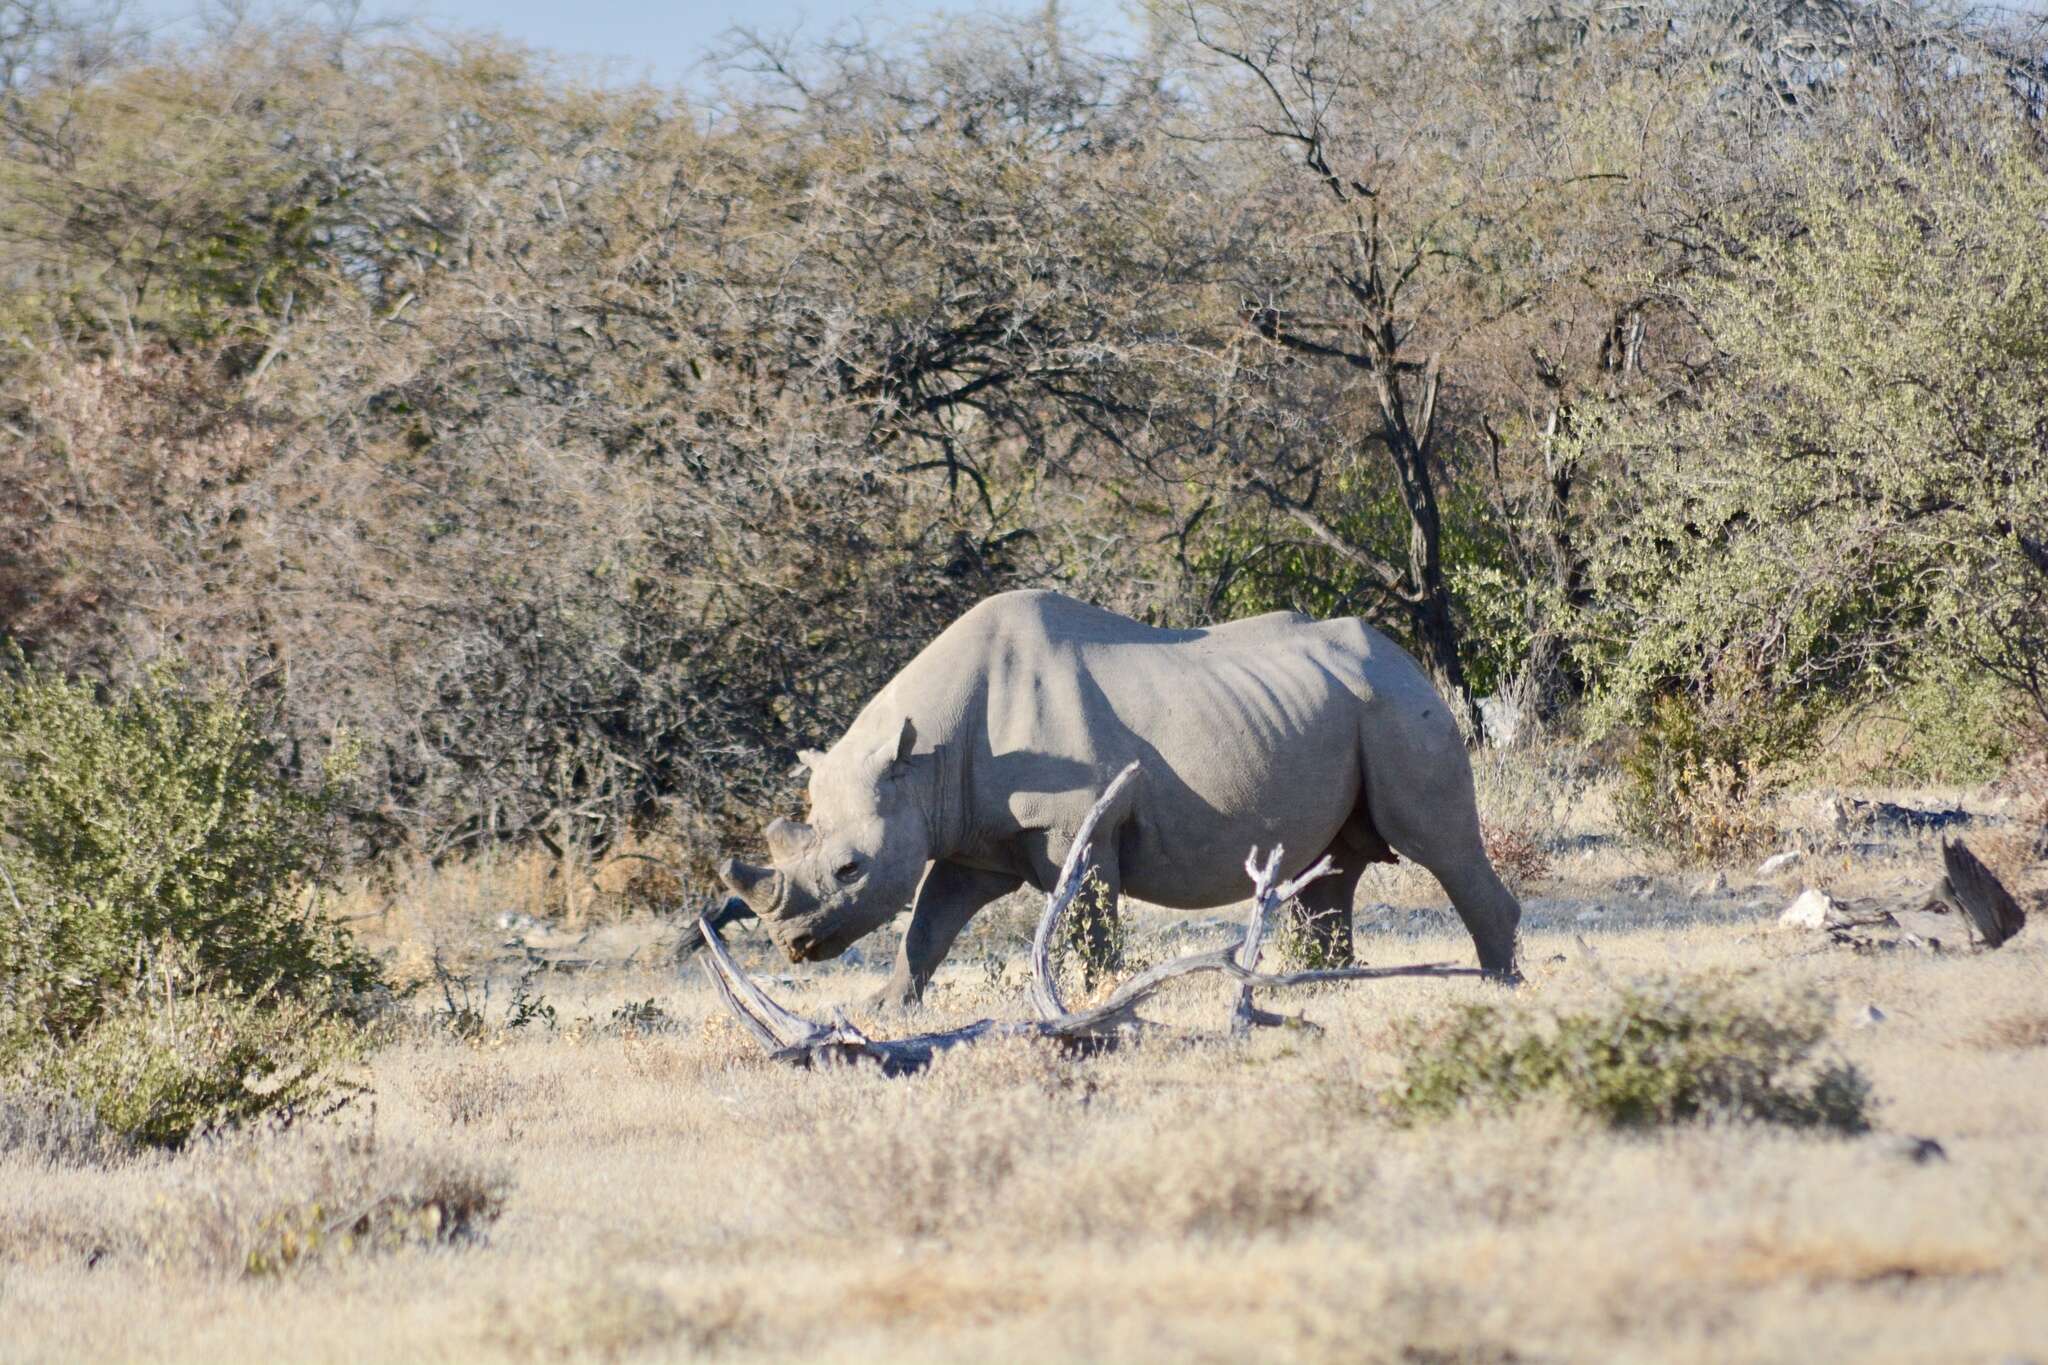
[0,664,380,1145]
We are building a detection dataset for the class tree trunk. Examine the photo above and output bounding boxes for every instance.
[1374,363,1480,738]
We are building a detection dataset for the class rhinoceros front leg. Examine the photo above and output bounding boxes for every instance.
[870,861,1023,1012]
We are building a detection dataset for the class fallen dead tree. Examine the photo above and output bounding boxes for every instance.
[1778,838,2028,951]
[696,761,1496,1074]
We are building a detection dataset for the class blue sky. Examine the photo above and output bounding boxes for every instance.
[145,0,1140,86]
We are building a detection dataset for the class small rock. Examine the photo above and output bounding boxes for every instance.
[839,945,866,967]
[1759,850,1803,876]
[1778,887,1841,929]
[1694,871,1729,898]
[1885,1134,1947,1165]
[1854,1002,1887,1027]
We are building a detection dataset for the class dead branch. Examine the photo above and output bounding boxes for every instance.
[1936,838,2027,948]
[1792,837,2030,953]
[699,760,1493,1074]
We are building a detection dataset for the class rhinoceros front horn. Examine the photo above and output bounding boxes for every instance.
[717,857,781,908]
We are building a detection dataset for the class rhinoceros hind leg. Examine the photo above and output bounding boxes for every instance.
[1363,731,1523,978]
[1428,858,1522,979]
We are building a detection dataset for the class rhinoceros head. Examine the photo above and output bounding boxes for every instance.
[718,717,933,963]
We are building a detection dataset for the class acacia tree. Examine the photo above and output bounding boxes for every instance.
[1120,0,1707,726]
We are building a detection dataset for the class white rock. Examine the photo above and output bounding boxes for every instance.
[1758,850,1803,876]
[1778,887,1840,929]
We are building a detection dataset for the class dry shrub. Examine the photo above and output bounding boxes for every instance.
[1980,743,2048,887]
[770,1084,1049,1241]
[768,1045,1358,1246]
[145,1128,509,1276]
[590,833,691,916]
[1617,694,1800,858]
[1721,1235,2004,1289]
[0,1199,133,1269]
[488,1276,753,1362]
[411,1056,567,1128]
[412,1059,519,1127]
[1480,819,1553,894]
[620,1036,721,1083]
[759,1035,1111,1241]
[1043,1100,1350,1240]
[0,1084,134,1168]
[1974,1011,2048,1052]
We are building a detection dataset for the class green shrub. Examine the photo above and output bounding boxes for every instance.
[1390,975,1872,1132]
[1879,663,2017,784]
[0,660,380,1042]
[1579,137,2048,747]
[1616,691,1811,859]
[1052,869,1135,993]
[0,663,382,1145]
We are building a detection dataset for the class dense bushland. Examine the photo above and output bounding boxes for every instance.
[0,0,2042,874]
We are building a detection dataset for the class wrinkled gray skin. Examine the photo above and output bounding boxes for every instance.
[718,590,1521,1009]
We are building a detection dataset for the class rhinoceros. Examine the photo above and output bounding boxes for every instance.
[718,590,1521,1007]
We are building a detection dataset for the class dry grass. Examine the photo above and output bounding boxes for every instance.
[5,773,2047,1362]
[141,1129,511,1276]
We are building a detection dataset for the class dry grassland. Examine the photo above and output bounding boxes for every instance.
[4,766,2045,1364]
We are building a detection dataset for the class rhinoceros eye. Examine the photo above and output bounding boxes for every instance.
[833,859,863,884]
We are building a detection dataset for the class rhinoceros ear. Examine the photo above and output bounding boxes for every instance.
[795,749,826,771]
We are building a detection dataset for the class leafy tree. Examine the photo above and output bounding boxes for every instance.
[1581,134,2048,741]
